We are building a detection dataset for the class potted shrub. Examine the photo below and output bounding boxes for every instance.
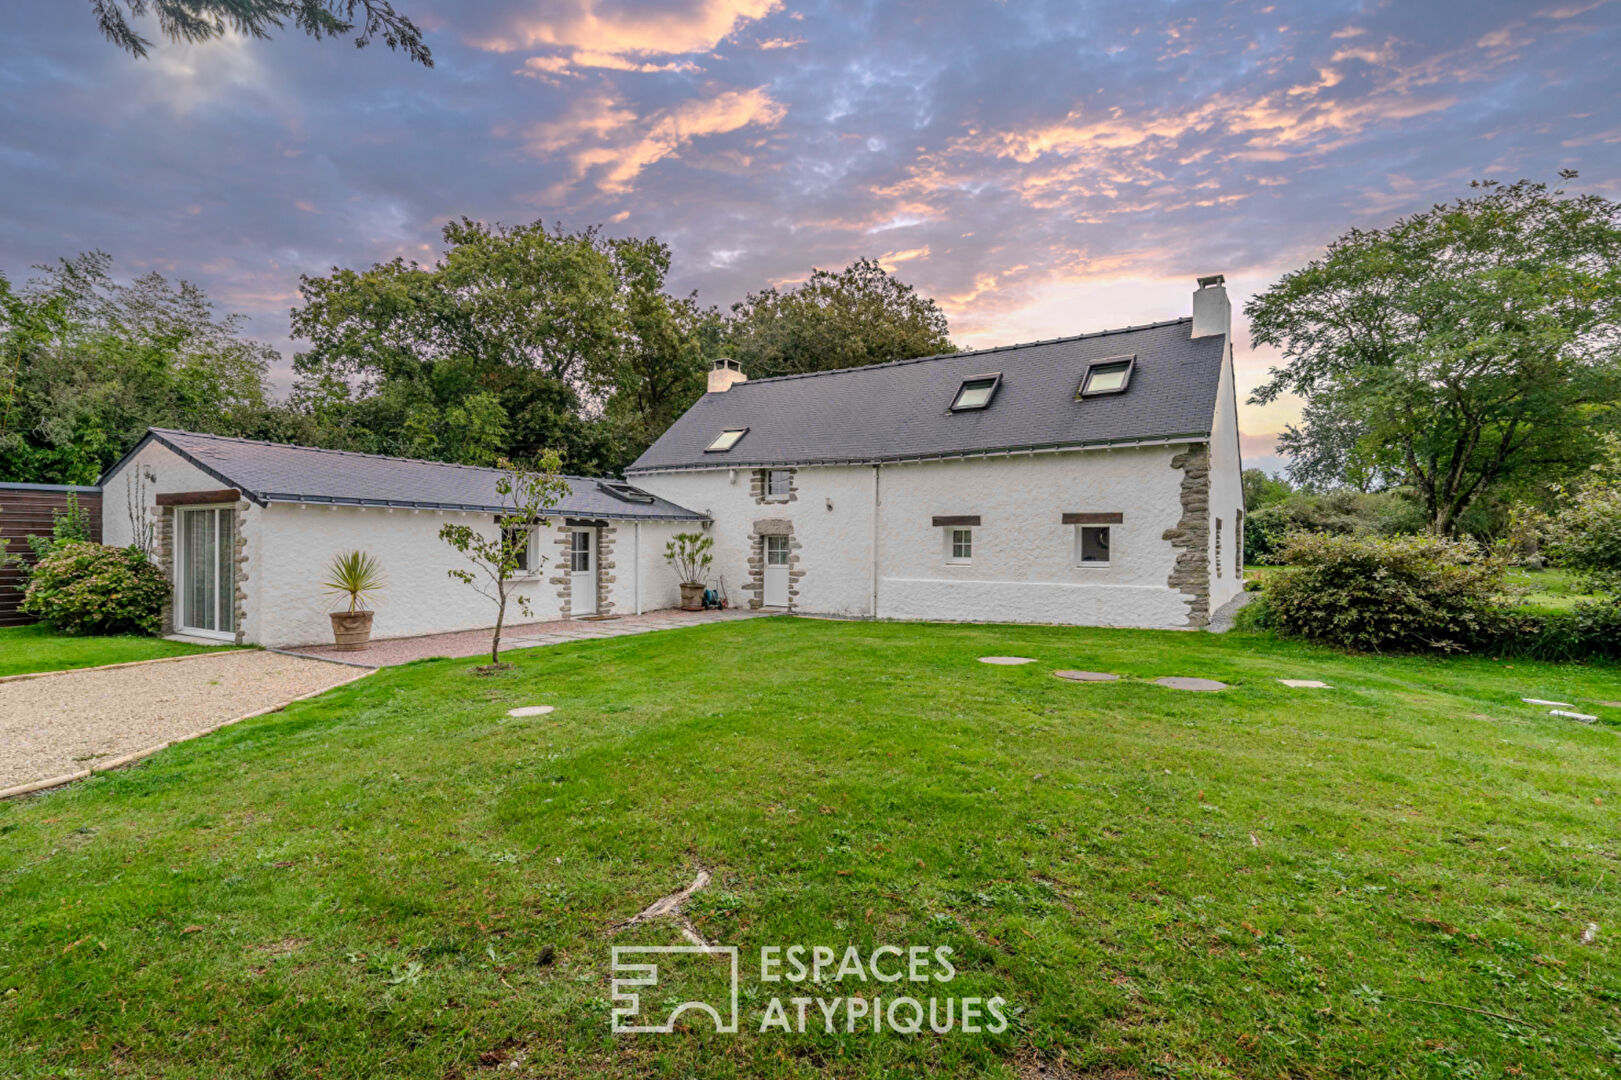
[323,550,385,650]
[664,532,713,611]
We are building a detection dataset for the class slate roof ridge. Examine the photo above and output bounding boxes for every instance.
[727,316,1197,388]
[146,427,610,484]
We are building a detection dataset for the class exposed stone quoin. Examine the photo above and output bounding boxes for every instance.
[1163,444,1211,627]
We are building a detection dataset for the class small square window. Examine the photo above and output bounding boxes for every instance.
[945,527,973,564]
[1077,356,1135,398]
[706,428,748,452]
[950,373,1001,411]
[503,526,535,574]
[1076,525,1111,566]
[766,469,791,499]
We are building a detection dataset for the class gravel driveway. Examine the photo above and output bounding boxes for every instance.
[0,651,365,793]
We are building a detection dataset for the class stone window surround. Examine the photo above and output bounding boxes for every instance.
[751,467,798,506]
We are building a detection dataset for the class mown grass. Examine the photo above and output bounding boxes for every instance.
[1506,567,1603,614]
[0,624,224,678]
[1,618,1619,1079]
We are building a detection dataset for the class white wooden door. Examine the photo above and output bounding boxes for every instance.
[175,506,235,639]
[570,528,597,616]
[763,535,790,608]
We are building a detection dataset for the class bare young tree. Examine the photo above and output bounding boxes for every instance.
[125,466,156,557]
[438,454,568,669]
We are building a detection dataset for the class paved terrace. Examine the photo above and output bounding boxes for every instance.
[280,607,773,667]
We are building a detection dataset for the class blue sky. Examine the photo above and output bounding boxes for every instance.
[4,0,1619,470]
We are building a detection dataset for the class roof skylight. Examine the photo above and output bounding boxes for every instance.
[705,428,749,452]
[950,373,1002,412]
[598,480,656,504]
[1077,356,1135,398]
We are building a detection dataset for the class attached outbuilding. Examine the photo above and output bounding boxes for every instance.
[626,276,1246,629]
[98,430,708,647]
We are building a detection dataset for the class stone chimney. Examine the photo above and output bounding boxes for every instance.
[708,357,747,393]
[1191,274,1231,339]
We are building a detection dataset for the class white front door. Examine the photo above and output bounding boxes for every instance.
[175,506,235,639]
[763,534,790,608]
[570,528,597,616]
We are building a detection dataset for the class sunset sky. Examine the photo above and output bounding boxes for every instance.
[5,0,1619,472]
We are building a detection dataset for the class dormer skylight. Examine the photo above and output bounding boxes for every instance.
[598,480,655,504]
[1077,356,1135,398]
[705,427,749,452]
[950,373,1002,412]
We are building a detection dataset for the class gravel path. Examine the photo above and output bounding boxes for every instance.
[0,651,363,792]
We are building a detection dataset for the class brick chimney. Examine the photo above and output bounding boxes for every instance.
[708,357,747,393]
[1191,274,1231,339]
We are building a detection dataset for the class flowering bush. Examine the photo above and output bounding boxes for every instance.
[20,541,168,636]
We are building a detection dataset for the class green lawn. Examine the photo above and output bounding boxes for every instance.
[2,619,1619,1079]
[1506,567,1603,613]
[0,624,227,678]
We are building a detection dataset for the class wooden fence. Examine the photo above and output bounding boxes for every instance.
[0,483,102,627]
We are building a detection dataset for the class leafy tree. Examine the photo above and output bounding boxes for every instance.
[1249,175,1621,534]
[1,253,277,485]
[1546,434,1621,596]
[1242,468,1292,510]
[89,0,431,65]
[290,221,715,474]
[438,455,569,669]
[726,257,954,379]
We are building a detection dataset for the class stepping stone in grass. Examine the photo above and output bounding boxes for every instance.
[1278,679,1331,689]
[1523,697,1575,707]
[507,705,555,717]
[1154,677,1228,692]
[1550,709,1598,723]
[1054,670,1119,682]
[979,656,1036,665]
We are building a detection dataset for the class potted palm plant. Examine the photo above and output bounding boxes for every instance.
[324,550,385,650]
[664,532,713,611]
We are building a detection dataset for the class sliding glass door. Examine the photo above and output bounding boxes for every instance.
[176,506,235,637]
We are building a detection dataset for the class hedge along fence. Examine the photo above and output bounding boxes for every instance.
[0,484,102,627]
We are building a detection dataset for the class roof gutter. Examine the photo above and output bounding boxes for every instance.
[258,492,708,521]
[625,432,1210,476]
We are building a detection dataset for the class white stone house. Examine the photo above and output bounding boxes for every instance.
[98,430,708,647]
[626,276,1245,629]
[96,276,1242,644]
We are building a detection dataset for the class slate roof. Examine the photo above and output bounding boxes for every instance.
[103,429,707,521]
[627,318,1225,473]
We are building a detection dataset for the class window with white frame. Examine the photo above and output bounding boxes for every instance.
[945,527,973,564]
[766,469,791,499]
[503,525,536,574]
[1075,525,1111,566]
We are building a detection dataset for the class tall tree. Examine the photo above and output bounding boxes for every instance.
[726,257,954,379]
[290,220,712,475]
[1249,175,1621,534]
[1,253,276,485]
[89,0,431,65]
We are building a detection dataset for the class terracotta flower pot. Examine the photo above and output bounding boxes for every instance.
[330,610,375,651]
[679,582,706,611]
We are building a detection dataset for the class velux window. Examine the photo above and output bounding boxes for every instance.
[1077,356,1135,398]
[949,373,1001,411]
[706,427,748,452]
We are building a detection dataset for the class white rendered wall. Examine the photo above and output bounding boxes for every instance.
[607,519,691,615]
[632,465,878,616]
[1206,340,1246,614]
[636,444,1198,628]
[100,441,225,548]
